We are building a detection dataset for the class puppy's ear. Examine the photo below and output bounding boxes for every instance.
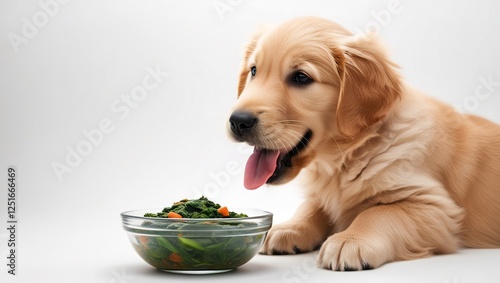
[238,27,268,96]
[334,34,402,137]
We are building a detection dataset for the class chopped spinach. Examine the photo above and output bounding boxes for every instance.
[144,196,248,218]
[134,196,265,270]
[133,229,265,270]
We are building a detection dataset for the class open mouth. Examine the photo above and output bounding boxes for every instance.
[244,130,313,190]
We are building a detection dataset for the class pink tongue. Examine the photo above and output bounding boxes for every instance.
[244,148,280,190]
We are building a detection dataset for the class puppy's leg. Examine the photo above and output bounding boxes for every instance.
[318,200,462,271]
[260,200,332,255]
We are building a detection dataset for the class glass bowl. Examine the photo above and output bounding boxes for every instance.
[121,208,272,274]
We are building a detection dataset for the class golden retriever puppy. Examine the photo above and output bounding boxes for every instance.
[227,16,500,270]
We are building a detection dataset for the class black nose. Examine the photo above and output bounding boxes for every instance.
[229,111,257,137]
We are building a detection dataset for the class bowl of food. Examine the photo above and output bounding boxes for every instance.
[121,196,273,274]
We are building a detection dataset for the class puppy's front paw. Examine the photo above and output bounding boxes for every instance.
[260,222,323,255]
[318,232,386,271]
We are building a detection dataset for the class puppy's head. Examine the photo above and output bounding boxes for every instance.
[228,17,402,190]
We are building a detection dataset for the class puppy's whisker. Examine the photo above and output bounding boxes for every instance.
[270,138,281,152]
[282,130,307,151]
[280,134,296,151]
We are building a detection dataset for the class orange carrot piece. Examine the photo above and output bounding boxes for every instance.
[169,253,183,263]
[167,212,182,218]
[218,206,229,217]
[138,236,149,245]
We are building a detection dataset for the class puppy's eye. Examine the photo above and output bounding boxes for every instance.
[292,71,312,84]
[251,66,256,77]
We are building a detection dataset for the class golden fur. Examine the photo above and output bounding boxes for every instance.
[228,16,500,270]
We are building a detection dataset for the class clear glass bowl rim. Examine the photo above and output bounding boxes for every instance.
[121,208,273,234]
[121,207,272,222]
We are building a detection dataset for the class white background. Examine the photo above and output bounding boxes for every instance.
[1,0,500,282]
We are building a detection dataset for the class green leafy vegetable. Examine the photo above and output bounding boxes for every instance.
[179,237,206,251]
[132,196,267,270]
[144,196,248,218]
[133,231,265,270]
